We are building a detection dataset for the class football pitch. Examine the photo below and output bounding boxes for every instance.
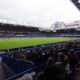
[0,37,78,50]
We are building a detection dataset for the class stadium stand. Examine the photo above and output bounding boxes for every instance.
[0,23,80,38]
[0,40,80,80]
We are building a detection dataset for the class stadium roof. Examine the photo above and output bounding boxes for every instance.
[71,0,80,10]
[0,0,80,29]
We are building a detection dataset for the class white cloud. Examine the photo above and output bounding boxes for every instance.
[0,0,79,28]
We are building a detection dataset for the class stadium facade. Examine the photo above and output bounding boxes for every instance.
[51,20,80,30]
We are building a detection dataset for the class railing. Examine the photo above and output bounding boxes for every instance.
[2,57,34,79]
[6,68,33,80]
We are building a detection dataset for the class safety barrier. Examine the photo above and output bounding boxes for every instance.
[6,68,33,80]
[2,57,34,79]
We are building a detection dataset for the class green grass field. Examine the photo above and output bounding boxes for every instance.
[0,37,78,50]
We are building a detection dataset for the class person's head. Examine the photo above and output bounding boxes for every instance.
[31,72,37,80]
[58,53,65,61]
[70,49,74,53]
[47,57,55,66]
[68,49,75,55]
[17,73,33,80]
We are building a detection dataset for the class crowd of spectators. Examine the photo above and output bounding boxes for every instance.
[0,32,80,38]
[8,41,80,80]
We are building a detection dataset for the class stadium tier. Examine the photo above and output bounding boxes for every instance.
[0,23,80,38]
[1,40,80,80]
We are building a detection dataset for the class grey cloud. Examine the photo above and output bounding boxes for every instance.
[0,0,79,28]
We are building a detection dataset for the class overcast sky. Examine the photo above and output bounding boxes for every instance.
[0,0,80,28]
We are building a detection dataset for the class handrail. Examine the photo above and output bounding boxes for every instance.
[6,68,33,80]
[2,56,34,67]
[14,58,34,66]
[2,56,34,74]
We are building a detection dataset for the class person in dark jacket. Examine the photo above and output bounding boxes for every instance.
[43,57,65,80]
[67,49,79,80]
